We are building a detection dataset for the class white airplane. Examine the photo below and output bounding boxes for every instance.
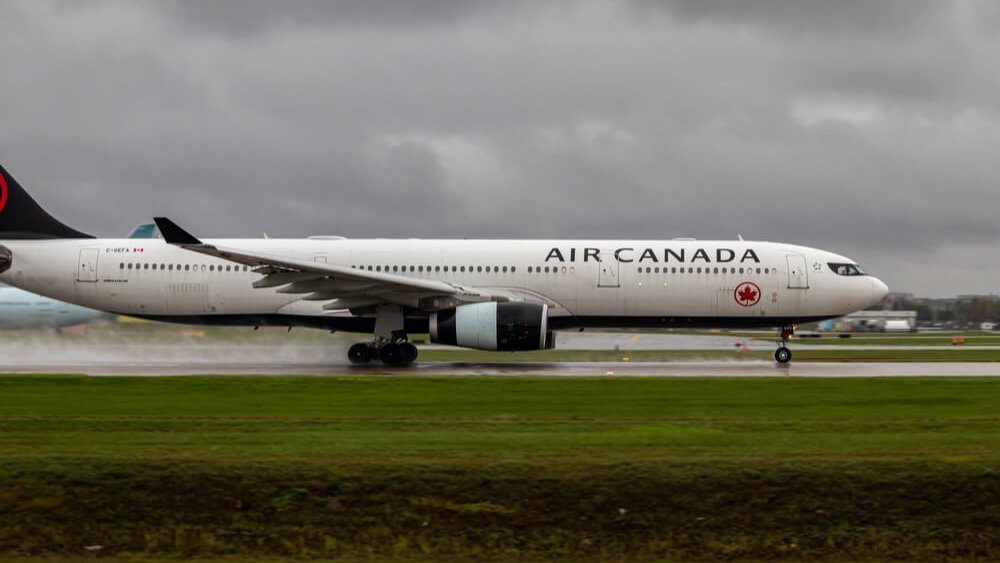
[0,164,888,364]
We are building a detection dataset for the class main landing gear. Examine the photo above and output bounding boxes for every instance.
[774,326,794,364]
[347,304,418,366]
[348,338,418,366]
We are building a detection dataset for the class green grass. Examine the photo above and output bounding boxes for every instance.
[0,375,998,561]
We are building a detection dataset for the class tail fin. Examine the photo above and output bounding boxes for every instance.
[126,223,159,239]
[0,164,93,239]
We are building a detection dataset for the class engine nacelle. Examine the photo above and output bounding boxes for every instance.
[430,302,555,351]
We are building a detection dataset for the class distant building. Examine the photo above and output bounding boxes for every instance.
[817,310,917,332]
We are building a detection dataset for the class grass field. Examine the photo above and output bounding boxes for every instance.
[1,375,998,561]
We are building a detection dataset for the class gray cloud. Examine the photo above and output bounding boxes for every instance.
[157,0,529,36]
[1,0,999,296]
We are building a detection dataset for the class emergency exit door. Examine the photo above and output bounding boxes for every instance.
[597,251,620,287]
[77,248,99,282]
[786,254,809,289]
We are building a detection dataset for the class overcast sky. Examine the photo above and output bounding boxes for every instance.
[1,0,998,297]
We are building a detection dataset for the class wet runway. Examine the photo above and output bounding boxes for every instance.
[1,330,997,377]
[3,358,999,377]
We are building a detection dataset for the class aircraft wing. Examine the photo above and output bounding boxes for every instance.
[153,217,493,310]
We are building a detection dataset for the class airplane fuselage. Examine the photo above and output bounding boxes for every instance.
[0,237,885,332]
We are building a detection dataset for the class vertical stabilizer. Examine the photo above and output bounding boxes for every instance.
[0,164,93,239]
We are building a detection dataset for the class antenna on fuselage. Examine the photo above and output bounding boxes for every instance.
[738,234,745,242]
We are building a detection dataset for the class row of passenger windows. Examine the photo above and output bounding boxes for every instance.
[117,261,774,277]
[637,266,774,275]
[353,265,516,273]
[120,262,251,272]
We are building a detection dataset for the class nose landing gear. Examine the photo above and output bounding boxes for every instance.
[774,326,794,364]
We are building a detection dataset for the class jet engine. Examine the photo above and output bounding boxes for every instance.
[429,302,555,351]
[0,245,11,274]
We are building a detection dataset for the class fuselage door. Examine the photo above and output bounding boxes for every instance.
[77,248,100,283]
[597,251,620,287]
[786,254,809,289]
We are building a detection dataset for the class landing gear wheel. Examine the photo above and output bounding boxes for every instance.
[774,346,792,364]
[348,343,372,365]
[399,342,418,365]
[379,342,402,365]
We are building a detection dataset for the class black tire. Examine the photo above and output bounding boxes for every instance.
[774,346,792,364]
[399,342,418,364]
[348,343,372,364]
[379,342,402,365]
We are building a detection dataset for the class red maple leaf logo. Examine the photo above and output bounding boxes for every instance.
[734,282,761,307]
[0,172,8,214]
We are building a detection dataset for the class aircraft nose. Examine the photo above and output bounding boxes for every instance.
[871,277,889,304]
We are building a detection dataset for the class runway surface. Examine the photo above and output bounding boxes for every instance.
[3,358,999,377]
[1,330,997,377]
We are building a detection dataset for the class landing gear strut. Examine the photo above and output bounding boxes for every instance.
[774,326,794,364]
[347,305,418,366]
[347,338,418,366]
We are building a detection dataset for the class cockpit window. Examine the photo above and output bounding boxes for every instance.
[828,262,866,276]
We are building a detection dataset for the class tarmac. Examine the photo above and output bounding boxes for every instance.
[1,330,997,377]
[2,358,999,377]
